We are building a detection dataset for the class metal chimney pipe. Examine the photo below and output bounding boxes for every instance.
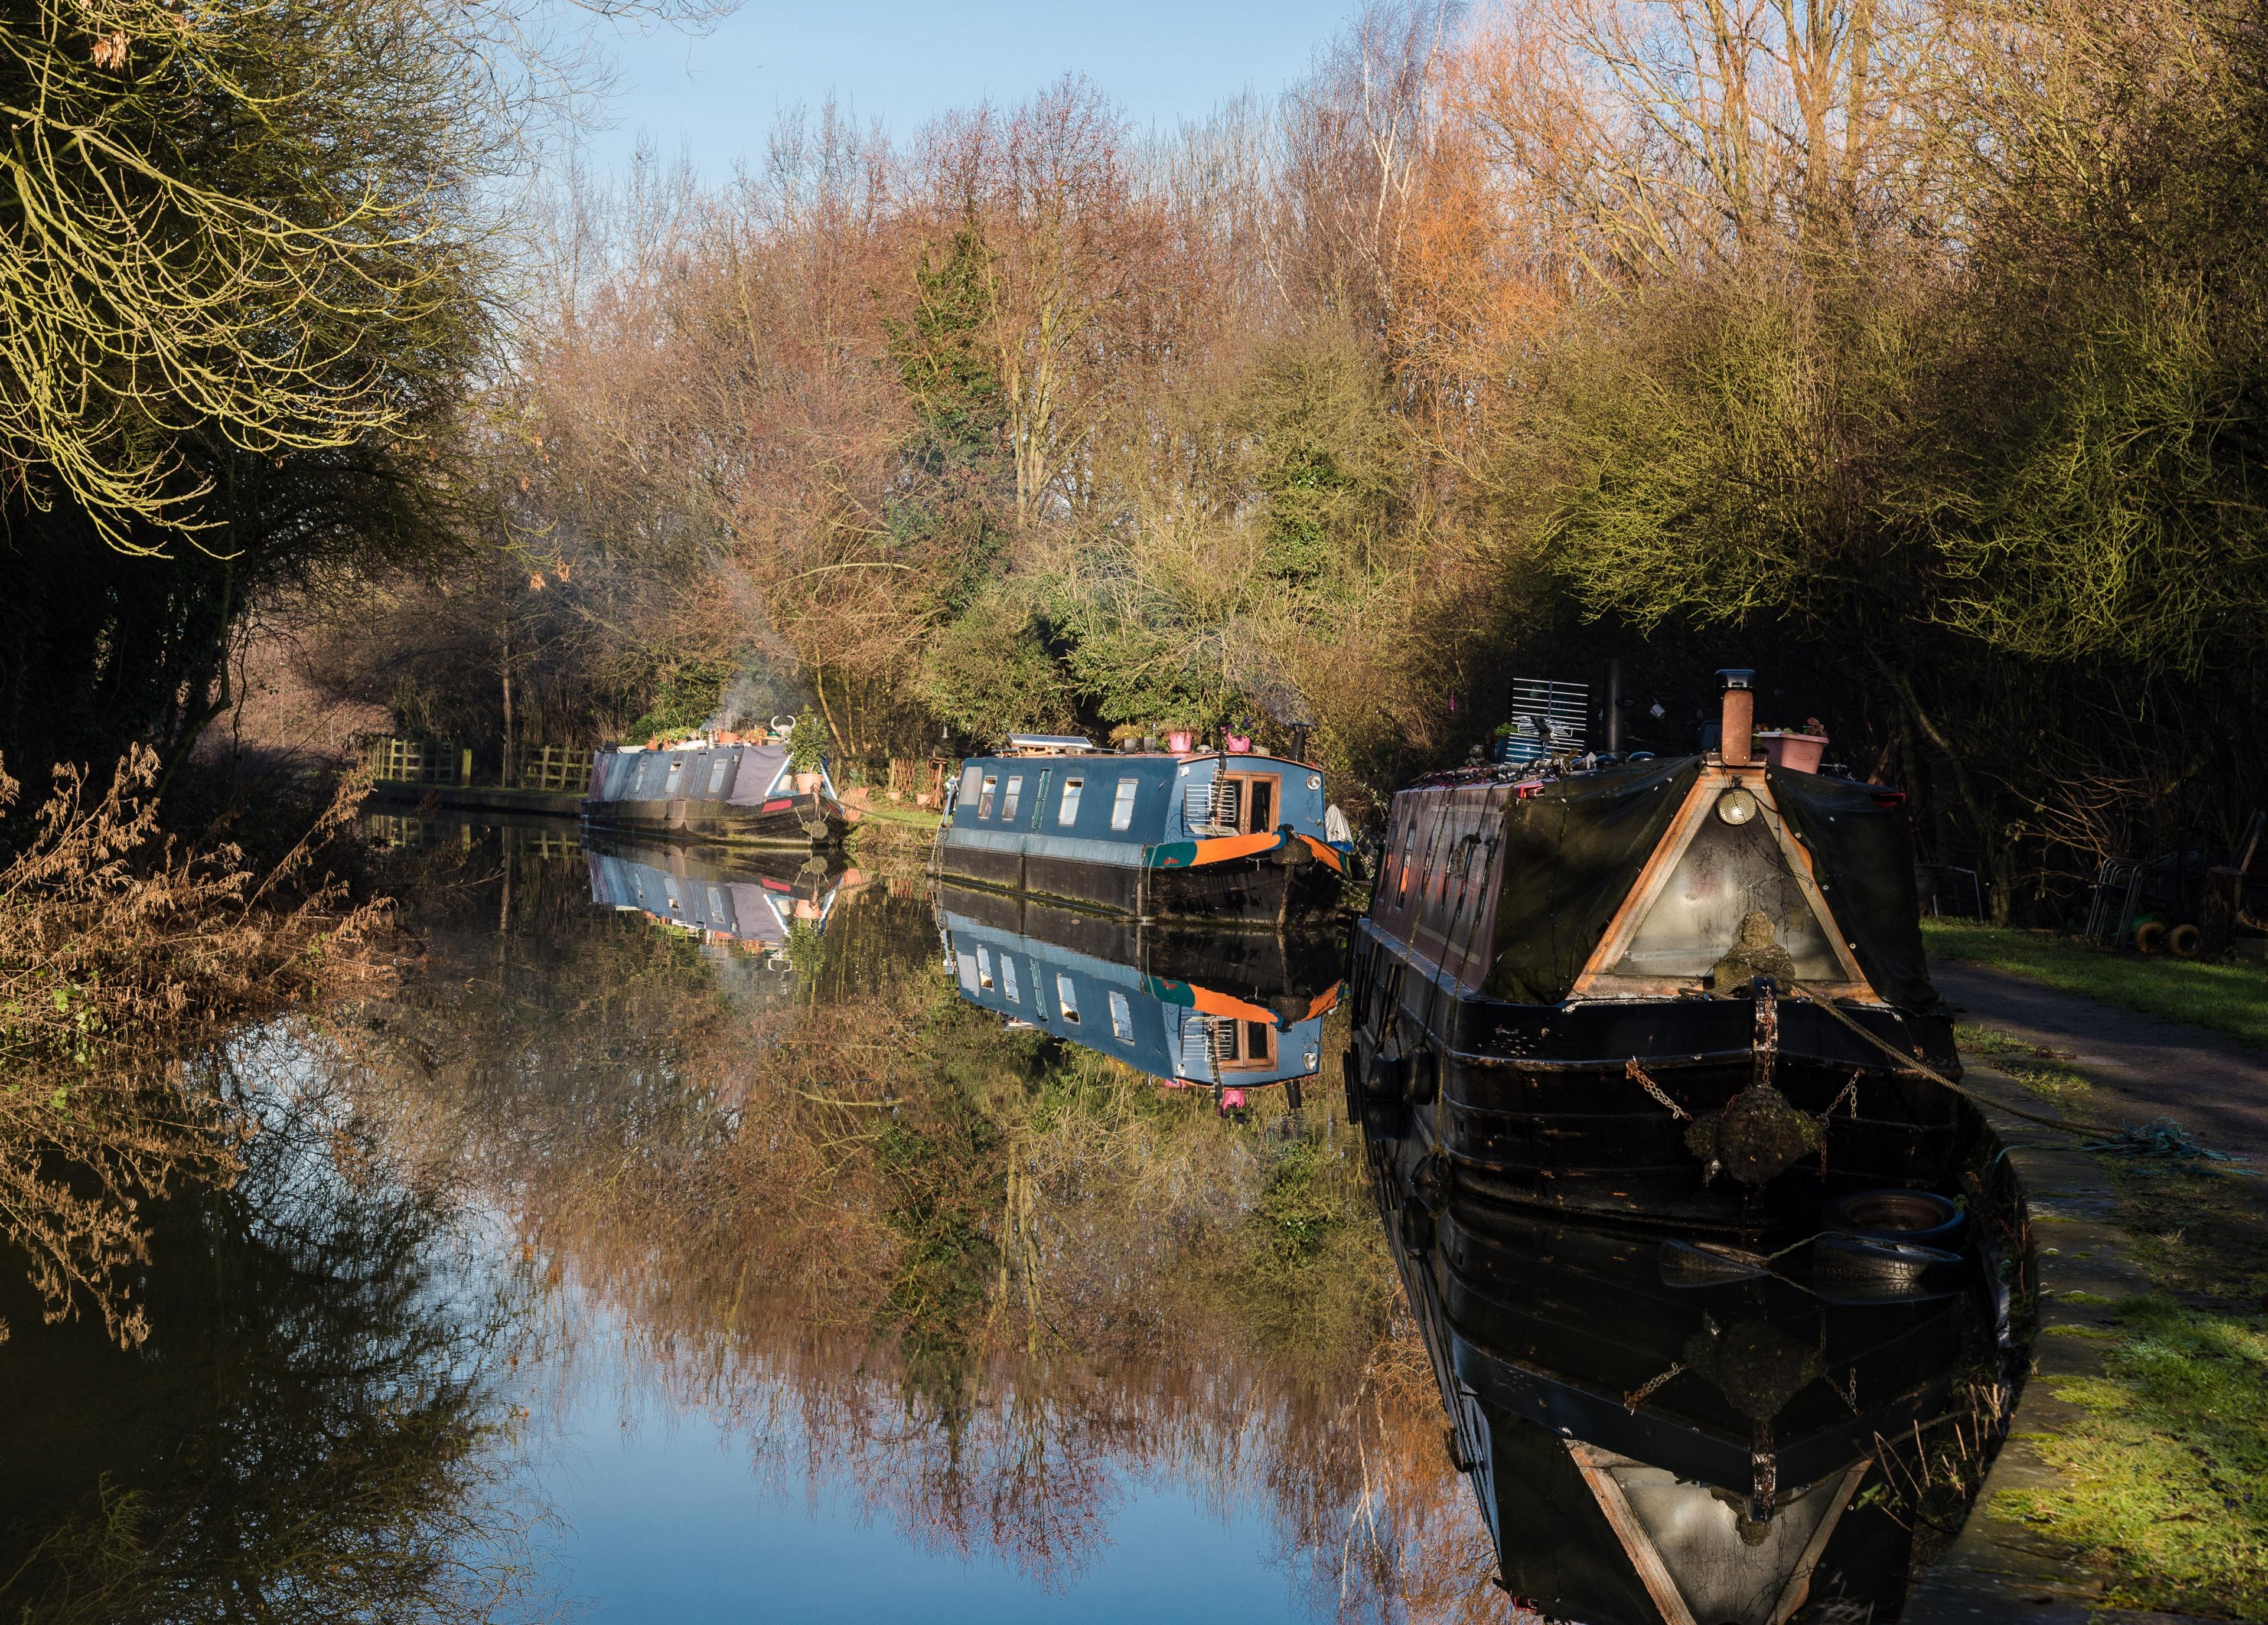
[1605,659,1624,753]
[1717,668,1756,766]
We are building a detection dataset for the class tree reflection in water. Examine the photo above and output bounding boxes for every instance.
[0,1040,543,1625]
[348,825,1508,1621]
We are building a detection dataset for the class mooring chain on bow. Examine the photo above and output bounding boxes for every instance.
[1623,1360,1687,1414]
[1624,1059,1691,1120]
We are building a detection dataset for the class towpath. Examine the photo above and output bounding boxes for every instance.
[1934,960,2268,1160]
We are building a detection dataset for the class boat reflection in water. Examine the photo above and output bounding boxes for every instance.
[1366,1120,2017,1624]
[586,836,859,955]
[936,883,1341,1110]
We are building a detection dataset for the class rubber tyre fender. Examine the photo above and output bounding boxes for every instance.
[1366,1053,1410,1102]
[2168,922,2204,960]
[1813,1232,1964,1284]
[1821,1188,1966,1249]
[2133,919,2168,956]
[1407,1048,1440,1107]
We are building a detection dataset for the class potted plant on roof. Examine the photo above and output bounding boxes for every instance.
[787,709,827,791]
[1755,716,1830,774]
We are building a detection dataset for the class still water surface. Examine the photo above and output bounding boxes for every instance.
[0,820,2011,1624]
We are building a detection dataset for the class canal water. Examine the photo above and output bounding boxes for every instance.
[0,821,2017,1623]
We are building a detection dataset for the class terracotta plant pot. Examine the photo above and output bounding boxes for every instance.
[1757,732,1828,774]
[792,772,821,793]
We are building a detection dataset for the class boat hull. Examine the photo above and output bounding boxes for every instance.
[1349,921,1966,1234]
[581,788,847,850]
[934,834,1343,928]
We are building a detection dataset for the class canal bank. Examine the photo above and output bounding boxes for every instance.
[1907,995,2267,1624]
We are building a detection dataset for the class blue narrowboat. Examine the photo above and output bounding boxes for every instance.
[937,887,1341,1110]
[582,733,848,849]
[934,736,1344,927]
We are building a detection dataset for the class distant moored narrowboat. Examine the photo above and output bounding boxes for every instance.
[934,735,1344,928]
[582,733,848,849]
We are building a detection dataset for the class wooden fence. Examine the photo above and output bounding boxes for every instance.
[511,743,595,793]
[887,756,955,807]
[365,736,467,785]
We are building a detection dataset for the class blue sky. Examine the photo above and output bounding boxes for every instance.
[585,1,1355,174]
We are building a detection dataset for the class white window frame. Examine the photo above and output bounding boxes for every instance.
[977,775,999,819]
[976,945,995,990]
[1001,956,1020,1004]
[1110,778,1139,831]
[1058,777,1084,826]
[1107,990,1134,1043]
[707,755,731,795]
[1057,974,1080,1024]
[1002,775,1024,822]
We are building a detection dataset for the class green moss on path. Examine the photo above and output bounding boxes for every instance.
[1999,1298,2268,1619]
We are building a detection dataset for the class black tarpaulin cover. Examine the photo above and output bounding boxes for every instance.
[1482,756,1701,1004]
[1767,766,1940,1010]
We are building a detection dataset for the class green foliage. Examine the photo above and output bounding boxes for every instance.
[1929,278,2268,674]
[626,656,735,740]
[915,588,1076,743]
[882,215,1014,614]
[786,709,829,772]
[1998,1299,2268,1617]
[1241,328,1405,585]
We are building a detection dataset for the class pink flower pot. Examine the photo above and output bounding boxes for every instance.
[1168,730,1194,753]
[1757,732,1828,774]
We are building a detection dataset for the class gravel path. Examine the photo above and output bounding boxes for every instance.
[1933,960,2268,1162]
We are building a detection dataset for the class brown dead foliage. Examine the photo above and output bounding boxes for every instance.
[0,748,395,1345]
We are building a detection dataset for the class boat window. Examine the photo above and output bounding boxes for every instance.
[977,775,999,819]
[1056,974,1080,1023]
[1001,956,1020,1003]
[1110,778,1139,831]
[1058,778,1084,825]
[707,755,730,795]
[976,945,995,990]
[1246,776,1274,833]
[1397,818,1419,898]
[1107,990,1133,1043]
[959,764,981,807]
[1002,775,1024,821]
[956,949,979,994]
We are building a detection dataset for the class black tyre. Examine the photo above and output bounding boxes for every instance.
[1365,1053,1410,1102]
[1407,1049,1439,1106]
[1813,1232,1963,1283]
[1822,1189,1966,1249]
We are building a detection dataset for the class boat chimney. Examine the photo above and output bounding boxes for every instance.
[1717,668,1756,766]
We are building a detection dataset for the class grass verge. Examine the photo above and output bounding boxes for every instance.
[1924,919,2268,1050]
[1996,1162,2268,1618]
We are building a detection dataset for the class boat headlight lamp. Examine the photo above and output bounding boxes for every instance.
[1306,774,1322,789]
[1715,788,1759,826]
[1303,1049,1320,1069]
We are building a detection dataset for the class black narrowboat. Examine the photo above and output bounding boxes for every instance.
[582,735,848,849]
[933,736,1345,928]
[1348,671,1963,1234]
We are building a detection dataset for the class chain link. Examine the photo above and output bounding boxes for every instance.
[1624,1059,1691,1120]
